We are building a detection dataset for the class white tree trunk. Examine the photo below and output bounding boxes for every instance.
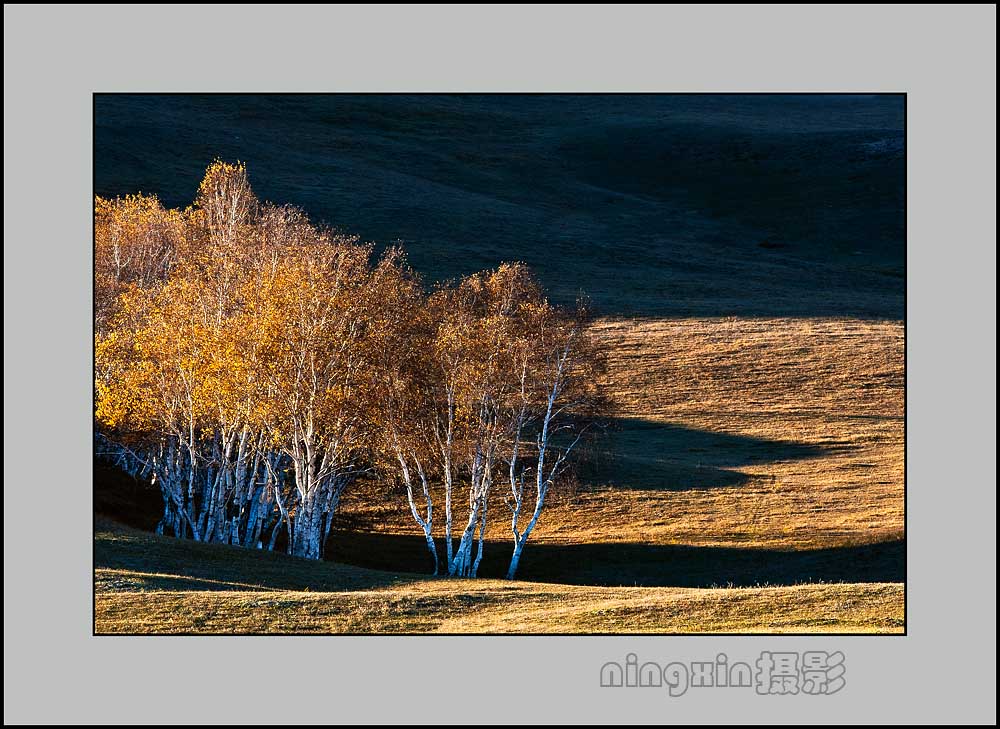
[396,449,439,574]
[505,346,582,580]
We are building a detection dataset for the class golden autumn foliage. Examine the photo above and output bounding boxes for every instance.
[95,162,606,567]
[94,193,187,331]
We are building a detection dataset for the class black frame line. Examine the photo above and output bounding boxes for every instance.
[91,91,907,637]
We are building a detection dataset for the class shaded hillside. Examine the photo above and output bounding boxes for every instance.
[95,94,904,318]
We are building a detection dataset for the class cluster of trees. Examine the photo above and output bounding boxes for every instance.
[95,162,605,579]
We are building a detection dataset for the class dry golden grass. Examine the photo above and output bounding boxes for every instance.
[95,523,903,634]
[563,316,904,549]
[340,316,904,551]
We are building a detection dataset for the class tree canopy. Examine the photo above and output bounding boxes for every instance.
[96,161,606,575]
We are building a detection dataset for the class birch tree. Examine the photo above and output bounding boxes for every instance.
[95,161,396,558]
[251,243,411,559]
[95,276,216,541]
[502,301,604,579]
[380,264,605,579]
[372,264,443,573]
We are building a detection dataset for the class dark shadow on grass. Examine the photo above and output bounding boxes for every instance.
[95,518,903,592]
[583,417,851,491]
[326,531,905,588]
[95,520,421,592]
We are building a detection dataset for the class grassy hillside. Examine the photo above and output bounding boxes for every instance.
[95,94,904,318]
[96,521,903,634]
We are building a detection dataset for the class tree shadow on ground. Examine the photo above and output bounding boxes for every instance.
[582,417,852,491]
[326,531,904,588]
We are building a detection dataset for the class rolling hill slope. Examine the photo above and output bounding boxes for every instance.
[95,94,904,318]
[95,521,903,634]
